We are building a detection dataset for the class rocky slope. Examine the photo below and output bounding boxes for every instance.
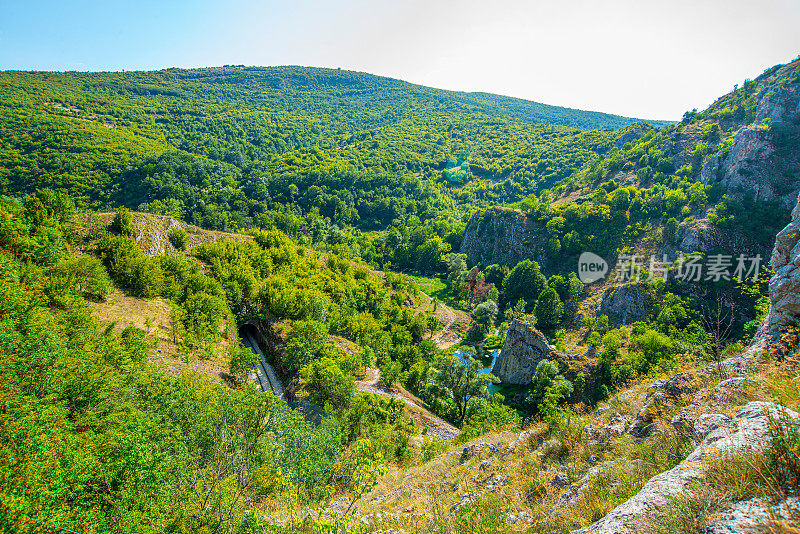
[574,112,800,531]
[699,61,800,209]
[579,401,799,534]
[94,211,252,256]
[598,283,656,326]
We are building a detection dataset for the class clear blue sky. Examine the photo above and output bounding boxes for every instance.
[2,0,799,120]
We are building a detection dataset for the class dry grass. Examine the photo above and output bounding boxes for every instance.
[90,289,233,382]
[746,352,800,413]
[321,402,698,533]
[640,483,730,534]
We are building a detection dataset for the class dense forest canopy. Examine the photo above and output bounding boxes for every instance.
[0,66,667,205]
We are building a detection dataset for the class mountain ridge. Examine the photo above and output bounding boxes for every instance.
[1,65,674,130]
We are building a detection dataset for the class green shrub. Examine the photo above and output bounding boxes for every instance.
[168,227,189,251]
[229,344,257,382]
[98,234,164,298]
[282,319,333,375]
[265,407,342,490]
[111,206,134,236]
[52,255,113,301]
[300,357,356,411]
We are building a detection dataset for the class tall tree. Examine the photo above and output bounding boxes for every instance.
[432,354,497,426]
[501,259,547,308]
[534,287,564,329]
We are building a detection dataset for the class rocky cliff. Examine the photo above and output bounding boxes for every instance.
[460,207,548,268]
[578,402,799,534]
[699,61,800,209]
[764,192,800,337]
[598,283,656,325]
[492,319,563,384]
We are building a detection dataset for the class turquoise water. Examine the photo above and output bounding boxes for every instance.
[454,348,501,394]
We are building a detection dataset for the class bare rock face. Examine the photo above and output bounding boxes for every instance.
[577,402,799,534]
[599,284,656,325]
[705,496,800,534]
[491,319,562,384]
[765,194,800,336]
[677,218,719,252]
[699,63,800,210]
[677,218,761,256]
[461,207,548,268]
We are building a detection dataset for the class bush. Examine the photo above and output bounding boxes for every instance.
[632,329,676,372]
[300,357,355,412]
[281,319,333,375]
[168,227,189,251]
[472,299,498,328]
[379,359,401,389]
[98,234,164,298]
[57,255,113,301]
[501,259,547,308]
[527,359,573,420]
[265,407,342,489]
[229,344,257,382]
[460,402,521,439]
[110,206,134,236]
[179,291,231,342]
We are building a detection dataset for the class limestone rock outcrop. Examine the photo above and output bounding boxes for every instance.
[698,61,800,210]
[765,194,800,336]
[705,496,800,534]
[598,284,655,325]
[461,207,548,268]
[577,402,799,534]
[491,319,562,384]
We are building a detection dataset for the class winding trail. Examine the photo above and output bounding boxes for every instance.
[432,317,455,345]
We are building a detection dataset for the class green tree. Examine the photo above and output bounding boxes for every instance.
[414,237,450,272]
[300,357,356,411]
[282,319,332,375]
[432,354,498,426]
[49,255,113,301]
[111,206,134,236]
[633,329,675,372]
[472,299,498,330]
[444,253,468,285]
[168,227,189,251]
[534,287,563,329]
[610,187,631,211]
[663,217,679,244]
[378,359,401,389]
[527,359,573,418]
[483,263,508,288]
[501,259,547,308]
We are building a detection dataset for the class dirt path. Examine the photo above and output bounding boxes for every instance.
[432,317,455,344]
[356,368,460,441]
[422,298,471,350]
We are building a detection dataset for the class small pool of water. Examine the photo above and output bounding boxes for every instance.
[454,348,501,394]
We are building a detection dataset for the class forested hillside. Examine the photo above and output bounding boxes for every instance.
[0,66,667,204]
[2,57,800,534]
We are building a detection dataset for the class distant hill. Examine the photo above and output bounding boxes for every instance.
[45,65,669,130]
[466,91,673,130]
[0,65,666,204]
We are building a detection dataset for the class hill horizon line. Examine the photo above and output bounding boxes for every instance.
[0,63,678,125]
